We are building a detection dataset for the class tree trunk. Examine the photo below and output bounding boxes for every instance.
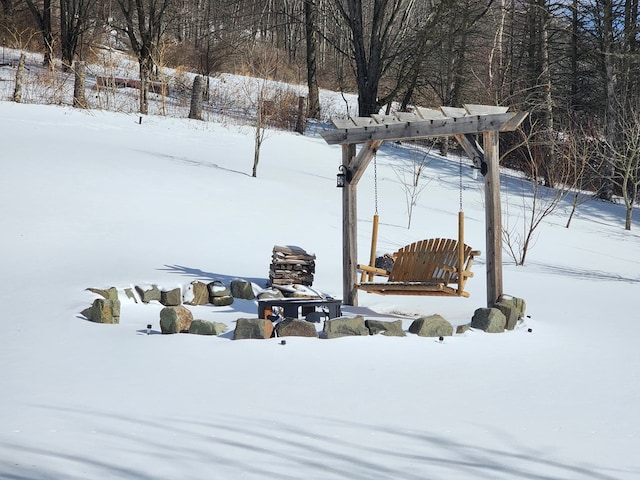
[304,0,321,119]
[600,0,617,201]
[188,75,204,120]
[73,61,87,108]
[13,52,25,103]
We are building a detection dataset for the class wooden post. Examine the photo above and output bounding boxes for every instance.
[483,131,503,306]
[342,143,358,306]
[361,214,379,282]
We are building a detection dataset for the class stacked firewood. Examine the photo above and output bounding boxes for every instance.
[269,245,316,286]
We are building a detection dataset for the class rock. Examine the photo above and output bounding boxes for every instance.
[323,315,369,339]
[233,318,274,340]
[160,306,193,333]
[471,308,506,333]
[211,295,234,307]
[208,280,230,299]
[456,324,471,334]
[365,319,406,337]
[160,287,182,306]
[83,298,120,324]
[497,295,526,319]
[184,281,209,305]
[86,287,118,300]
[230,280,255,300]
[189,319,228,336]
[494,302,519,331]
[408,314,453,337]
[136,284,161,303]
[257,288,285,300]
[124,288,138,303]
[275,318,318,338]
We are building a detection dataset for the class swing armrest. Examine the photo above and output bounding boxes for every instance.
[357,264,391,277]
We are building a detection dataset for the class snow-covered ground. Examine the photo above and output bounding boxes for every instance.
[1,54,640,479]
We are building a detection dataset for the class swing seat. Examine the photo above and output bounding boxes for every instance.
[357,238,480,297]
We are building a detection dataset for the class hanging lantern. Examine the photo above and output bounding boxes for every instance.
[336,165,351,188]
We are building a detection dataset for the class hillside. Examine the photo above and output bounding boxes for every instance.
[1,52,640,479]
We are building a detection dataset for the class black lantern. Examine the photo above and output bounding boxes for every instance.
[336,165,352,188]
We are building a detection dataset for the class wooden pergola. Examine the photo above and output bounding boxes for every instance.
[320,104,528,307]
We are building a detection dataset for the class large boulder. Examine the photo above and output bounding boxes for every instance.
[323,316,369,339]
[471,308,506,333]
[160,287,182,306]
[233,318,274,340]
[409,314,453,337]
[82,298,120,324]
[275,319,318,338]
[160,306,193,334]
[189,319,228,336]
[184,281,210,306]
[365,319,406,337]
[230,280,255,300]
[136,284,161,303]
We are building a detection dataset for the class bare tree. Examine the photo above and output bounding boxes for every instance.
[114,0,174,114]
[22,0,54,69]
[393,142,433,229]
[502,121,573,265]
[603,106,640,230]
[330,0,418,116]
[59,0,97,69]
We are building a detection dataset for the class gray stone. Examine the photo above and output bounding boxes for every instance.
[160,306,193,334]
[257,288,285,300]
[323,315,369,339]
[124,288,138,303]
[208,280,230,298]
[230,280,255,300]
[471,308,506,333]
[495,302,519,331]
[161,288,182,306]
[275,318,318,338]
[408,314,453,337]
[86,287,118,300]
[211,295,234,307]
[233,318,274,340]
[498,296,526,319]
[456,324,471,334]
[136,284,161,303]
[189,319,228,336]
[184,281,209,305]
[84,298,120,324]
[365,319,406,337]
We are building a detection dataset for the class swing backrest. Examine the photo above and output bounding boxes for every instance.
[388,238,475,284]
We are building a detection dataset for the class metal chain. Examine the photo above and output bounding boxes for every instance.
[374,152,379,215]
[459,155,464,212]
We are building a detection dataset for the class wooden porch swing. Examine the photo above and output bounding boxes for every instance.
[321,105,528,307]
[357,152,480,297]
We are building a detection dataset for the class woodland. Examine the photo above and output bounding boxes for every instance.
[1,0,639,229]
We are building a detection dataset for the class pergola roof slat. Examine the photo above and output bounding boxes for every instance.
[321,111,527,145]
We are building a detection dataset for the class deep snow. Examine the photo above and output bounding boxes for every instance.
[1,74,640,479]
